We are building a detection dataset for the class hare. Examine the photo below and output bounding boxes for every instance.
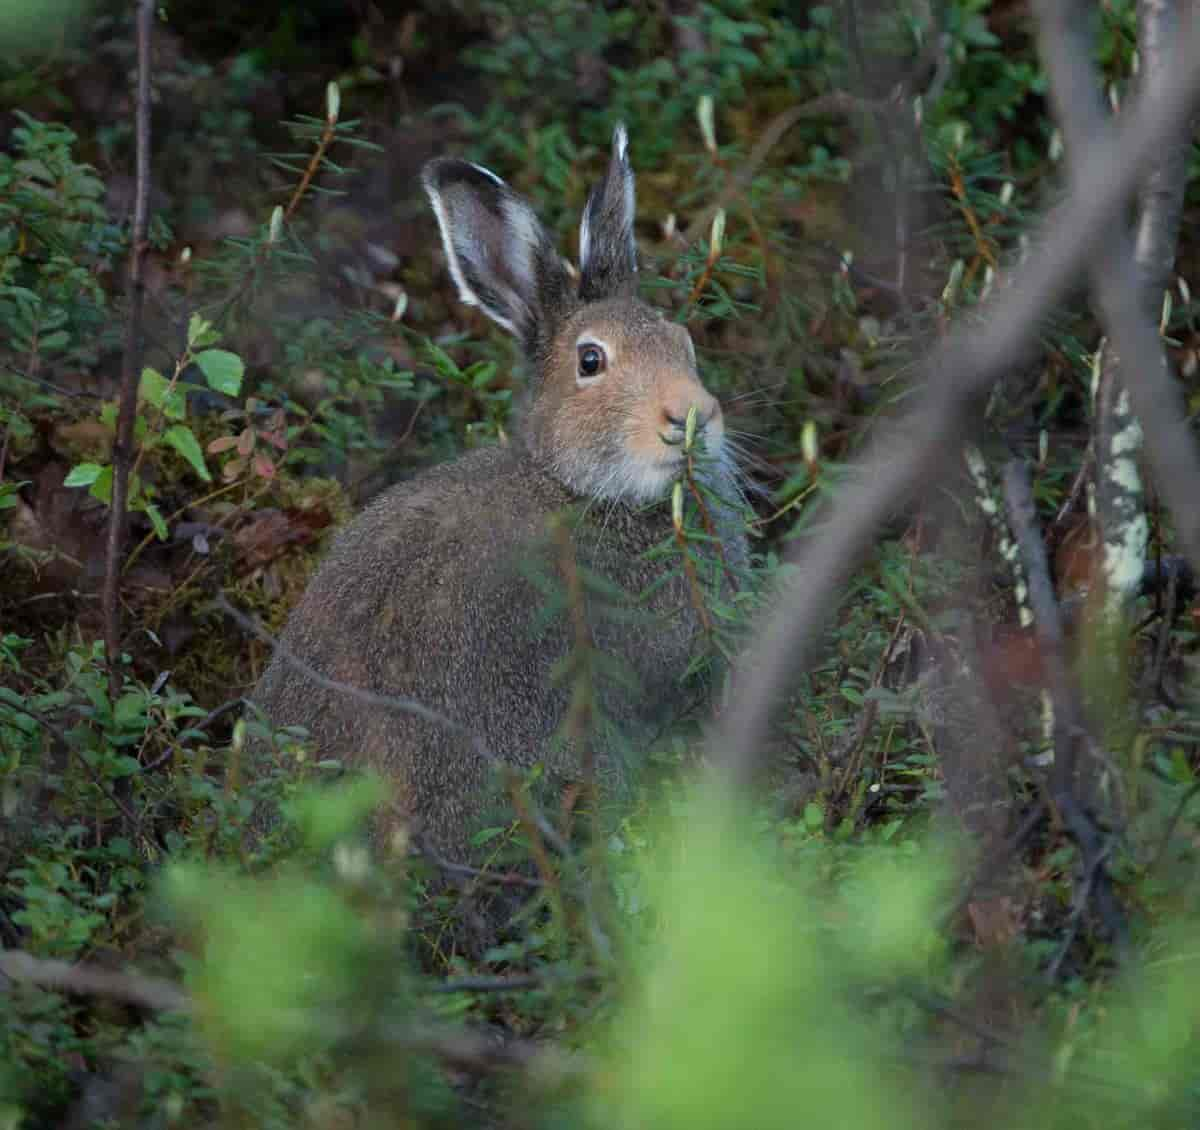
[252,125,746,862]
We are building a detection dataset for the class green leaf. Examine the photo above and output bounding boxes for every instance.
[144,502,168,541]
[0,481,29,510]
[194,349,244,396]
[39,329,70,352]
[187,313,219,349]
[114,691,147,728]
[63,462,104,487]
[89,465,113,505]
[140,367,186,421]
[163,425,211,482]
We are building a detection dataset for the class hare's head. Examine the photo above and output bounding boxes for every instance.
[422,126,726,504]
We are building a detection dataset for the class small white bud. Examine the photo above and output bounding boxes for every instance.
[1090,339,1106,401]
[662,212,677,240]
[326,81,340,125]
[1178,276,1191,306]
[1160,290,1173,334]
[980,265,995,301]
[952,122,967,152]
[333,842,370,884]
[697,94,717,154]
[1048,128,1063,162]
[941,259,965,305]
[391,289,408,322]
[178,245,192,265]
[268,205,284,244]
[685,403,698,450]
[1038,429,1049,468]
[672,481,684,531]
[999,181,1014,207]
[912,94,923,128]
[1107,83,1120,113]
[801,419,818,469]
[709,208,726,258]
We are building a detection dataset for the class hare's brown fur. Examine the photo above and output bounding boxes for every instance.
[251,127,746,861]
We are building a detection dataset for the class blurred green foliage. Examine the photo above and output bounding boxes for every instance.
[0,0,1199,1126]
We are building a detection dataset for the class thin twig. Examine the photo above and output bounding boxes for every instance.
[217,595,497,764]
[422,849,543,890]
[0,692,139,829]
[681,92,886,247]
[284,114,337,223]
[102,0,155,706]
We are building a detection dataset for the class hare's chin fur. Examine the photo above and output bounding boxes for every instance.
[550,449,686,505]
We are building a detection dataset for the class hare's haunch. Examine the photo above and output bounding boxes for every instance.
[253,125,746,860]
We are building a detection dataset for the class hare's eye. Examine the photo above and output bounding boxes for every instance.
[577,343,607,383]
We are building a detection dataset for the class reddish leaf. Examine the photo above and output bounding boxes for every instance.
[206,434,239,454]
[236,427,256,457]
[252,452,276,480]
[232,505,332,572]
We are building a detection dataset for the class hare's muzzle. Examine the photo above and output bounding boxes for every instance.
[659,380,722,449]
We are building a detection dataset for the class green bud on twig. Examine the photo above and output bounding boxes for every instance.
[391,289,408,322]
[268,205,283,244]
[709,209,725,259]
[684,403,698,451]
[326,81,340,126]
[1090,338,1106,402]
[941,259,964,306]
[1160,290,1172,335]
[697,94,717,154]
[801,419,818,472]
[672,481,684,532]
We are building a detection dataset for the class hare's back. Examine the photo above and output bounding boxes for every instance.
[252,446,574,752]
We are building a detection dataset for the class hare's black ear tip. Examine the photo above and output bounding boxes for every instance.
[421,157,506,197]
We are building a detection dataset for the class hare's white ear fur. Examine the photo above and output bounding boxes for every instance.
[422,158,568,345]
[579,123,637,301]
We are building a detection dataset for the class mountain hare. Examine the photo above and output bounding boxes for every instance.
[252,125,746,861]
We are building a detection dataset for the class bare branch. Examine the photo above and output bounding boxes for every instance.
[708,16,1200,783]
[0,951,589,1084]
[999,462,1081,789]
[1001,460,1125,953]
[1035,0,1200,569]
[0,949,189,1013]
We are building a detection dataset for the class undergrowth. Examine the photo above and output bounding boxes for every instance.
[2,0,1200,1127]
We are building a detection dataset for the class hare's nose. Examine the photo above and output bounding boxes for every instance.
[663,403,718,432]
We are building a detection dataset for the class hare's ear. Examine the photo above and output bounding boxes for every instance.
[579,123,637,301]
[422,158,569,346]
